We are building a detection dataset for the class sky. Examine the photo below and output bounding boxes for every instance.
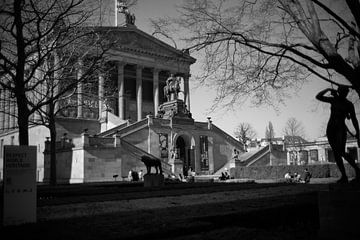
[126,0,349,141]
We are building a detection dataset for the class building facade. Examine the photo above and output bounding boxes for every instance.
[0,24,244,183]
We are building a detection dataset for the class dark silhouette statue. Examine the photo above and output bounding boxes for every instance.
[316,86,360,183]
[140,155,163,175]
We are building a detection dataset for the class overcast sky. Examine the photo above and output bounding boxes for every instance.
[119,0,354,141]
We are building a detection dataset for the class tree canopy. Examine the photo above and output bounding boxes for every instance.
[152,0,360,109]
[0,0,111,145]
[234,122,257,146]
[282,117,306,140]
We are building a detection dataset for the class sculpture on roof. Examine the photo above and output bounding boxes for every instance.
[117,1,135,25]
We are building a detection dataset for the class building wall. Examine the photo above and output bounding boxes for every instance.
[84,148,122,182]
[44,147,85,184]
[45,138,147,183]
[0,118,100,182]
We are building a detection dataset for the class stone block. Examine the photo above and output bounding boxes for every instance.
[143,174,164,187]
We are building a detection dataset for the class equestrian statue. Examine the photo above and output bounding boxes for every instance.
[164,74,181,102]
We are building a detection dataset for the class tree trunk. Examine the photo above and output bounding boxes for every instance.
[17,95,29,145]
[49,104,57,185]
[14,0,29,145]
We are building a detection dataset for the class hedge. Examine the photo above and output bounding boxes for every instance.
[230,163,360,180]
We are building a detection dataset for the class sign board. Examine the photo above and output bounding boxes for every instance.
[3,145,37,226]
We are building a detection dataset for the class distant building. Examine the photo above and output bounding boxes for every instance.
[238,135,359,167]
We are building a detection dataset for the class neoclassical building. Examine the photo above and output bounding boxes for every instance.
[0,20,243,183]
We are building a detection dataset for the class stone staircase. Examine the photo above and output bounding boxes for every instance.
[240,146,270,166]
[120,139,174,177]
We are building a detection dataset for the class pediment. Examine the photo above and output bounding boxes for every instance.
[99,26,195,63]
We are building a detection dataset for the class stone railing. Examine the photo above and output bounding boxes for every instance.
[98,118,148,137]
[88,136,114,147]
[44,132,122,152]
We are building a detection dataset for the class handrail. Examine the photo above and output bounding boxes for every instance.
[211,124,244,149]
[98,118,148,137]
[245,146,270,166]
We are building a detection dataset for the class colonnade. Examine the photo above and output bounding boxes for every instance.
[76,61,191,122]
[0,61,192,131]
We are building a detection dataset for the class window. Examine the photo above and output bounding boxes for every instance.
[347,147,358,161]
[309,149,318,162]
[200,136,209,170]
[299,150,308,165]
[326,148,335,162]
[289,151,297,165]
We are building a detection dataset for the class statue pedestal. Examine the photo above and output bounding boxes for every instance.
[143,174,164,187]
[157,99,194,125]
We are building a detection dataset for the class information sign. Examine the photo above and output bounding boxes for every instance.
[3,145,37,226]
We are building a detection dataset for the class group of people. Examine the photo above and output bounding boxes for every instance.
[219,169,230,181]
[284,168,312,184]
[128,169,143,182]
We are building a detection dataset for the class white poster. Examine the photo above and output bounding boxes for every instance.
[3,145,37,226]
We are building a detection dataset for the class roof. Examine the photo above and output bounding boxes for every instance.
[88,26,196,64]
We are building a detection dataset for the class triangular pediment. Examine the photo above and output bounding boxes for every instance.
[95,26,196,63]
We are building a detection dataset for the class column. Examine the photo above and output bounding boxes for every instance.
[98,74,104,119]
[77,61,83,118]
[184,73,191,111]
[153,68,160,115]
[0,89,4,131]
[14,104,18,128]
[136,65,143,121]
[117,62,125,119]
[9,99,15,129]
[5,91,11,130]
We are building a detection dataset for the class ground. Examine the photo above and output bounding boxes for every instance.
[1,178,360,240]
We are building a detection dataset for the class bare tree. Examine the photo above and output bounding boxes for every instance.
[0,0,107,145]
[151,0,360,109]
[0,1,118,185]
[265,121,275,142]
[282,117,308,165]
[283,117,306,139]
[234,122,256,150]
[31,45,112,185]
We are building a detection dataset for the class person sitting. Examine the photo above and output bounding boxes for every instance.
[284,172,292,183]
[131,170,139,181]
[224,171,230,180]
[219,172,226,181]
[304,168,312,184]
[293,172,301,183]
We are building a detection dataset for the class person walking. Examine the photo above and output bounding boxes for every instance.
[316,86,360,183]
